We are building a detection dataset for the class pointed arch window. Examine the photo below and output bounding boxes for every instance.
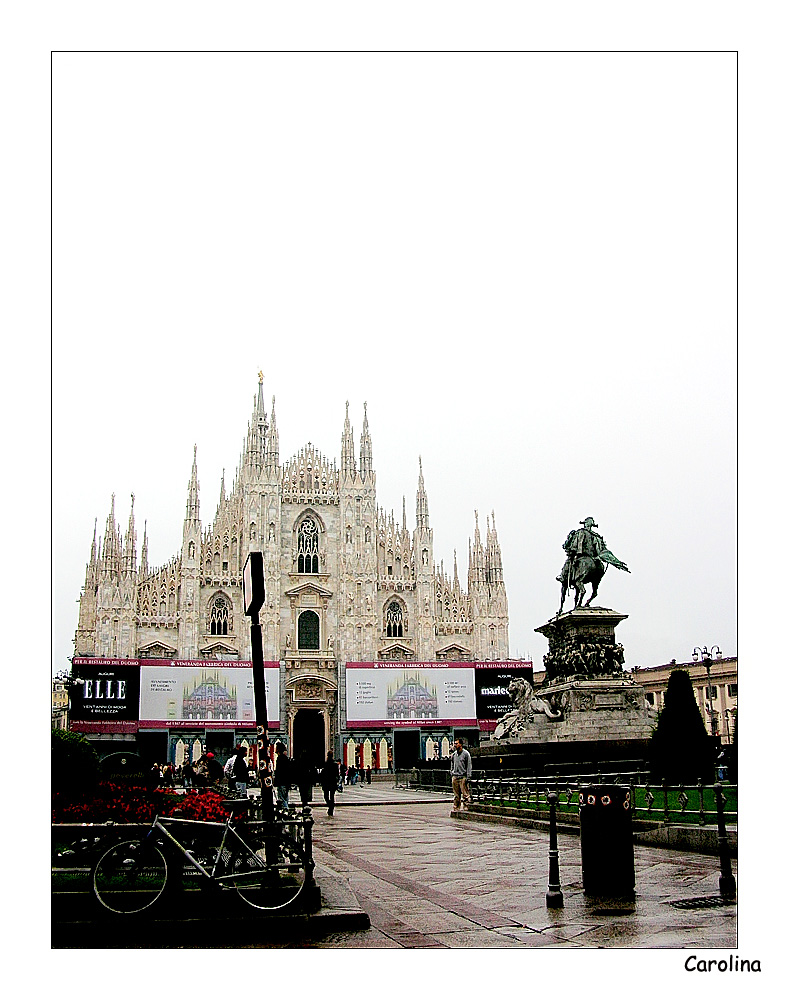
[297,517,319,573]
[209,595,232,636]
[385,601,404,638]
[298,610,320,650]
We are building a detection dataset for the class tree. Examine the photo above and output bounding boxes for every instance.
[649,669,714,784]
[52,728,100,798]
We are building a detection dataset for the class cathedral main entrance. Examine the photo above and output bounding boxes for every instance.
[293,708,325,768]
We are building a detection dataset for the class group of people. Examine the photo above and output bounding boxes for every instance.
[145,739,476,818]
[147,754,225,790]
[339,763,372,785]
[147,750,247,792]
[270,744,345,817]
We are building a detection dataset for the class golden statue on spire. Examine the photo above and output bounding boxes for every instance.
[258,370,264,383]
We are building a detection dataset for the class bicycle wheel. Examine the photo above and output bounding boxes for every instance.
[92,839,169,915]
[232,834,308,911]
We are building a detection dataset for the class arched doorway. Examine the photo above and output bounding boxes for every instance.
[293,708,325,768]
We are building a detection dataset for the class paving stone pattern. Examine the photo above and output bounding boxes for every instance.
[302,785,737,949]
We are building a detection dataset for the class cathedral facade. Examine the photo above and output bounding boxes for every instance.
[73,376,510,767]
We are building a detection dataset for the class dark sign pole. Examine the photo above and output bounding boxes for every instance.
[243,552,274,820]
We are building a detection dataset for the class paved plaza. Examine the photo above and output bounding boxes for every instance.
[298,782,737,949]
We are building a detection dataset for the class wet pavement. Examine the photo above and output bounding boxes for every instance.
[295,781,737,949]
[52,781,740,954]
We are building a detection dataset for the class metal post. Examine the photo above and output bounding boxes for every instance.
[251,611,275,823]
[546,790,564,908]
[714,782,736,899]
[301,806,317,890]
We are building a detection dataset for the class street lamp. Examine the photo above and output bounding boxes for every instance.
[693,645,722,736]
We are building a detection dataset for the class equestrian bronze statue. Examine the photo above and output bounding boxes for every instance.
[557,517,630,614]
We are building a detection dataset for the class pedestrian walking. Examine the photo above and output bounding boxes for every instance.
[366,765,372,785]
[295,751,317,806]
[182,761,195,788]
[273,741,291,809]
[320,751,340,816]
[232,745,249,797]
[450,737,473,811]
[340,762,347,786]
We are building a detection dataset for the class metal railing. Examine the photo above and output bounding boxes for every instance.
[53,800,316,882]
[467,773,735,828]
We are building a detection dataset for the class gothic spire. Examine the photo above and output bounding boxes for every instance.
[101,494,121,578]
[486,509,503,584]
[359,401,373,480]
[123,493,137,575]
[341,400,357,478]
[186,445,200,521]
[141,520,148,573]
[266,395,279,471]
[256,372,268,467]
[469,509,486,589]
[416,457,430,530]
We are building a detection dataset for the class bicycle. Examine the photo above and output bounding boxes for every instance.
[91,798,313,917]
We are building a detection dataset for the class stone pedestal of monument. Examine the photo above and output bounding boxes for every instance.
[476,607,656,774]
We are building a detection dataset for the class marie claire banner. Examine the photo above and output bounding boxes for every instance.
[474,661,534,731]
[345,662,477,728]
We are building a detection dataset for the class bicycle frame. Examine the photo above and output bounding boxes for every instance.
[145,815,265,887]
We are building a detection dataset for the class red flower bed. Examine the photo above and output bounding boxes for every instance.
[52,783,232,824]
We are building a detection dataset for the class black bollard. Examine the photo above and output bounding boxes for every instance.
[714,782,737,899]
[546,790,564,908]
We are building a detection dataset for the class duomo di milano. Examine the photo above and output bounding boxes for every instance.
[73,376,513,769]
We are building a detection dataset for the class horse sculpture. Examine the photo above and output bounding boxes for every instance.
[558,553,607,614]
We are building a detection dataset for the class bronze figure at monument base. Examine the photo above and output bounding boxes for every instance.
[537,606,629,683]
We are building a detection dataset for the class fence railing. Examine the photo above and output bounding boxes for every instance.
[396,768,737,827]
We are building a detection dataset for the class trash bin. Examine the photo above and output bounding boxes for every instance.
[579,784,635,898]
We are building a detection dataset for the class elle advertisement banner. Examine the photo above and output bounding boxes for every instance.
[70,658,141,733]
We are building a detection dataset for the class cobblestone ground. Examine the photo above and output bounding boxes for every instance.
[273,790,737,949]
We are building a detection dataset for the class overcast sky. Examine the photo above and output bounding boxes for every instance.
[52,52,736,675]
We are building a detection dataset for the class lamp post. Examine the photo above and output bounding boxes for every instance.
[693,645,721,736]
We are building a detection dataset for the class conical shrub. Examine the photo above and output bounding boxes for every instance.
[649,669,714,784]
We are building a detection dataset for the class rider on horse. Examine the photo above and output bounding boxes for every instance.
[557,517,629,613]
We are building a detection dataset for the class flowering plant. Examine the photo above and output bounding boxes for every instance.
[52,783,232,824]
